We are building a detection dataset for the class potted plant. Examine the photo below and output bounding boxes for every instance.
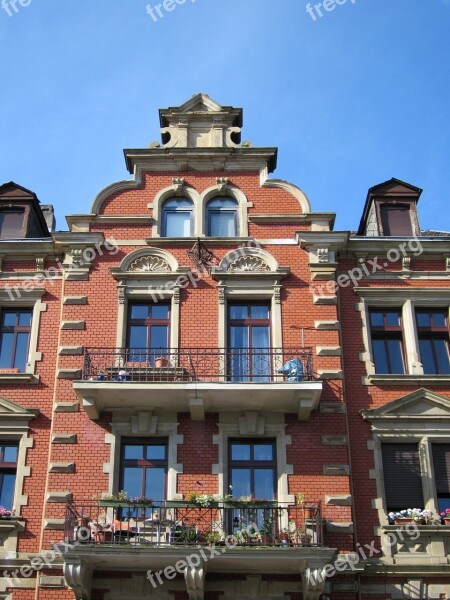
[204,531,221,546]
[91,512,113,543]
[297,492,317,520]
[440,509,450,525]
[154,357,169,368]
[388,508,433,525]
[0,507,13,519]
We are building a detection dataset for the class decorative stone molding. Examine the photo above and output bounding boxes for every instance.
[302,567,326,600]
[321,435,348,446]
[53,232,104,281]
[320,402,346,414]
[316,346,341,356]
[325,494,352,506]
[63,296,87,305]
[323,464,350,476]
[57,369,82,380]
[216,176,229,191]
[61,321,85,330]
[318,370,343,380]
[43,518,66,530]
[172,177,185,193]
[128,255,171,273]
[313,295,337,305]
[39,576,66,588]
[227,255,271,273]
[46,491,73,503]
[58,346,83,356]
[51,434,77,445]
[54,402,79,413]
[314,320,339,330]
[183,564,205,600]
[64,559,92,600]
[238,411,266,435]
[325,521,354,533]
[49,463,75,474]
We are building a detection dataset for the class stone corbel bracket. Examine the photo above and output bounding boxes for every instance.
[64,559,92,600]
[53,233,105,281]
[184,564,205,600]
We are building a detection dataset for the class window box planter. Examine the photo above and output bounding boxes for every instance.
[165,500,220,508]
[223,501,278,509]
[393,518,424,525]
[97,500,153,509]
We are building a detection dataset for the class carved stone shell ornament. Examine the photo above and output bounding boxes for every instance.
[227,256,271,273]
[128,256,171,273]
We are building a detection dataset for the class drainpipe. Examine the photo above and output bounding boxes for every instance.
[336,281,362,600]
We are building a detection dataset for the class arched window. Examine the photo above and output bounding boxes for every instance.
[161,198,193,237]
[206,197,238,237]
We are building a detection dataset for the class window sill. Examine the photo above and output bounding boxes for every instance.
[0,517,25,532]
[367,374,450,386]
[0,373,39,384]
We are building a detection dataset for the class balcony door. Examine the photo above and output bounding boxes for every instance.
[228,303,271,381]
[127,303,170,364]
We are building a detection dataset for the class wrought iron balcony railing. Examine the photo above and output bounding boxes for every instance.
[81,347,314,383]
[65,500,323,548]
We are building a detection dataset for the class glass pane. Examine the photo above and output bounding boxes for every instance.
[385,312,400,326]
[147,446,166,460]
[252,326,270,349]
[3,313,17,327]
[150,326,168,351]
[372,339,388,374]
[0,210,24,237]
[251,306,269,320]
[417,312,430,327]
[130,305,150,320]
[207,198,238,208]
[254,469,274,500]
[209,212,236,237]
[254,445,273,461]
[0,473,16,509]
[129,326,147,348]
[231,444,251,461]
[229,327,249,381]
[14,333,30,371]
[434,339,450,374]
[433,312,447,327]
[229,306,248,320]
[123,467,143,498]
[163,198,192,208]
[0,333,14,368]
[370,312,384,327]
[124,445,144,460]
[3,447,18,463]
[165,212,191,237]
[387,339,404,374]
[229,326,248,349]
[231,469,251,497]
[419,339,435,374]
[18,312,31,327]
[151,305,169,320]
[145,467,165,501]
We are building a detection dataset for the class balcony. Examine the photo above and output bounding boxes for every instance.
[61,500,337,600]
[73,347,323,420]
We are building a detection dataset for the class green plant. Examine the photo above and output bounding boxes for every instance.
[204,531,221,545]
[297,492,305,506]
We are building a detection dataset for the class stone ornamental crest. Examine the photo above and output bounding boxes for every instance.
[128,256,171,273]
[227,256,271,273]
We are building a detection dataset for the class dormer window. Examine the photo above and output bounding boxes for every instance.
[380,203,413,236]
[0,208,25,238]
[161,198,193,237]
[206,197,238,237]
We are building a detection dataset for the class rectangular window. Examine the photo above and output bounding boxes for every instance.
[229,439,276,500]
[0,310,32,372]
[228,303,271,382]
[432,444,450,514]
[380,204,413,236]
[381,443,424,512]
[0,209,25,238]
[416,309,450,375]
[370,309,405,374]
[120,438,167,517]
[0,443,18,510]
[127,303,170,364]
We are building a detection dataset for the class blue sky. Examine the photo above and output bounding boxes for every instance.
[0,0,449,232]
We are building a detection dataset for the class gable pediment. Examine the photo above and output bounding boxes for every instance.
[361,388,450,422]
[0,396,39,420]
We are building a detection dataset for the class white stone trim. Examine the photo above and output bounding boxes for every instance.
[260,175,312,213]
[150,184,201,238]
[212,412,294,506]
[199,184,251,238]
[103,411,183,502]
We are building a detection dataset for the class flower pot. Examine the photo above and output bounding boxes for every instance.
[303,506,317,520]
[393,518,423,525]
[154,357,169,368]
[94,530,113,543]
[444,518,450,525]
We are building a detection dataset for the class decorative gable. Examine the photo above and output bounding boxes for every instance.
[0,396,39,421]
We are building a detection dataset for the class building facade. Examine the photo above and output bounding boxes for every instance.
[0,94,448,600]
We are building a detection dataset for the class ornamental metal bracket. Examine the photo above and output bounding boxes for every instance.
[187,239,218,272]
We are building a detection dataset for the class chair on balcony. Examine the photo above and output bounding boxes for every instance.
[135,517,175,545]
